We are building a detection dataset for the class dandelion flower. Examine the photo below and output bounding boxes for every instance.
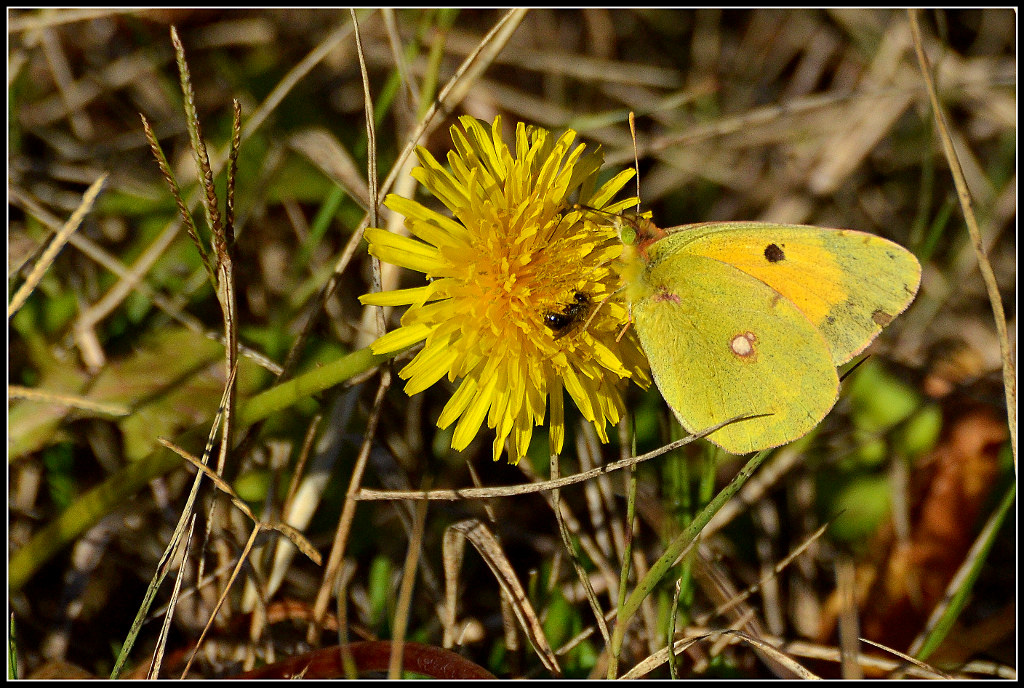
[360,116,650,463]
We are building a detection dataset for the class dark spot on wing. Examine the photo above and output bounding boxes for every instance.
[651,286,681,304]
[764,243,785,263]
[872,309,893,327]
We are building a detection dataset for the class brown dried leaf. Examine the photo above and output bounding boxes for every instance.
[824,406,1007,654]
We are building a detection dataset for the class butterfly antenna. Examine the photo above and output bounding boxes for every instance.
[629,112,641,213]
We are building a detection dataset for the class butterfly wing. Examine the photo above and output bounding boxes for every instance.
[631,250,840,454]
[663,222,921,366]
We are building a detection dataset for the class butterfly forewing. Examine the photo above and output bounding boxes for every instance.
[662,222,921,366]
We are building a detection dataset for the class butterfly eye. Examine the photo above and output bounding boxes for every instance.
[618,222,638,246]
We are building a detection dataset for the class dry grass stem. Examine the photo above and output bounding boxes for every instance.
[8,174,107,318]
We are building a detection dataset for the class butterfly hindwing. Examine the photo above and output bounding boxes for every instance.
[631,249,840,454]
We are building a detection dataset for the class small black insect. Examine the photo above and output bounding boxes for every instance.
[543,292,592,338]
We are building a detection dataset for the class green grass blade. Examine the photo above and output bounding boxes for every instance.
[912,481,1016,661]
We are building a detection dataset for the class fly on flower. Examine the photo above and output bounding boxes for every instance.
[543,291,592,339]
[359,116,650,463]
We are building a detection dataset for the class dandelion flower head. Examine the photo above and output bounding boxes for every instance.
[360,116,650,463]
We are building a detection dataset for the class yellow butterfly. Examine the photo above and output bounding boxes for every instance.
[614,214,921,454]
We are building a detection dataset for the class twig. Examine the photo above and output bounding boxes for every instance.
[8,174,107,318]
[907,10,1016,467]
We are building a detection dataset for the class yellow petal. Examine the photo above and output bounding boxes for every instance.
[437,376,478,429]
[370,323,430,355]
[359,285,433,307]
[365,228,440,274]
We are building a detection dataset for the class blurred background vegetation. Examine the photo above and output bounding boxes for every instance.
[8,8,1015,679]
